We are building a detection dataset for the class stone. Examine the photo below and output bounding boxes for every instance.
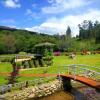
[38,94,42,97]
[2,79,62,100]
[0,95,5,100]
[51,90,55,93]
[45,90,50,93]
[43,87,47,91]
[32,88,35,93]
[28,93,35,98]
[44,93,48,96]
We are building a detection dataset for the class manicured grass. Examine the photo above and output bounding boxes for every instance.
[0,62,12,72]
[0,76,8,85]
[0,54,100,85]
[0,54,15,57]
[19,54,100,82]
[53,54,100,67]
[0,62,12,85]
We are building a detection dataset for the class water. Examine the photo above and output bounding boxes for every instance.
[71,81,100,100]
[29,81,100,100]
[36,91,74,100]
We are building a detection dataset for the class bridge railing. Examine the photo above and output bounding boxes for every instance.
[74,64,100,72]
[75,65,99,81]
[58,64,100,81]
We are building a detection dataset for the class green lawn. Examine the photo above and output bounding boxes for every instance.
[0,62,12,85]
[0,54,100,85]
[19,54,100,82]
[0,62,12,72]
[53,54,100,67]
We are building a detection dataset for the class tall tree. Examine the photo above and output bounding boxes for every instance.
[66,26,71,39]
[78,20,94,39]
[94,21,100,43]
[3,32,16,53]
[88,21,93,38]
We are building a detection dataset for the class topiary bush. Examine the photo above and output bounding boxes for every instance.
[28,60,33,68]
[18,52,27,55]
[43,56,53,66]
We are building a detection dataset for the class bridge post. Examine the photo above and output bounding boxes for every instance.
[96,88,100,93]
[74,65,76,80]
[68,65,69,74]
[61,76,72,92]
[58,72,62,83]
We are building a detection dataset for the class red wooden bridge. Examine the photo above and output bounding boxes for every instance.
[58,64,100,90]
[60,74,100,90]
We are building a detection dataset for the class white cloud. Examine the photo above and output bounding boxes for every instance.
[25,9,41,19]
[25,9,36,18]
[42,0,92,14]
[25,9,100,36]
[26,9,33,15]
[3,0,21,8]
[7,25,17,28]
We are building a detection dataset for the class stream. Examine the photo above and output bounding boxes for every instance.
[30,81,100,100]
[35,91,74,100]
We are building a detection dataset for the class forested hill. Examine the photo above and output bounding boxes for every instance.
[0,20,100,54]
[0,26,16,31]
[0,26,58,54]
[0,25,45,34]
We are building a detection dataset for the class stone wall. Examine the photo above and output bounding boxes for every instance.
[0,80,62,100]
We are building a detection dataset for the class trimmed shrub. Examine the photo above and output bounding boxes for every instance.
[18,52,27,55]
[43,56,53,66]
[28,60,33,68]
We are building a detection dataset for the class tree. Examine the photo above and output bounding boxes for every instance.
[66,26,71,39]
[78,20,89,39]
[88,21,93,38]
[78,20,94,39]
[3,32,16,53]
[0,42,5,54]
[94,21,100,43]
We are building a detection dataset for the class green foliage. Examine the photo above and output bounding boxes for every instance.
[0,21,100,54]
[0,29,57,54]
[16,62,22,69]
[66,26,71,39]
[43,56,53,66]
[0,57,12,62]
[68,39,96,52]
[78,20,100,44]
[44,48,48,56]
[3,33,16,53]
[28,60,33,68]
[18,52,27,55]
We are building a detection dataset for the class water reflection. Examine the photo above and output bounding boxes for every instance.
[35,91,74,100]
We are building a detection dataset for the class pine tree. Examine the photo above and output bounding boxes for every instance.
[66,26,71,39]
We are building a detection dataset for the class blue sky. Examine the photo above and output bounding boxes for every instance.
[0,0,100,36]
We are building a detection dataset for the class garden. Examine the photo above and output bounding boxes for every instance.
[0,53,100,86]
